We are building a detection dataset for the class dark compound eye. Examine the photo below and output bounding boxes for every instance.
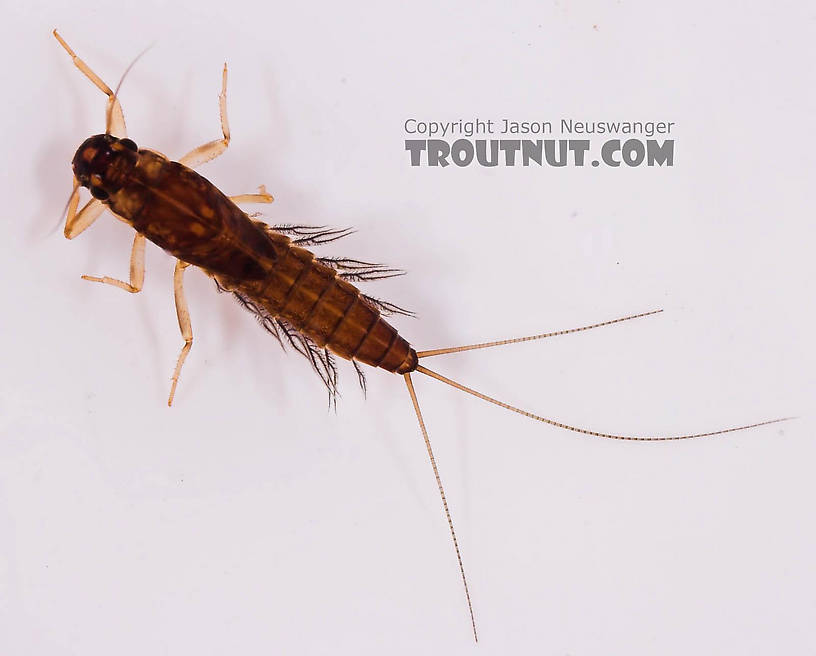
[120,138,138,152]
[90,186,109,200]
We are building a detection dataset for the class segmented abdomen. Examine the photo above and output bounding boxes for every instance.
[107,149,414,375]
[218,235,417,375]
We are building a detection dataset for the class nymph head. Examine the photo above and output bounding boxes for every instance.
[72,133,139,200]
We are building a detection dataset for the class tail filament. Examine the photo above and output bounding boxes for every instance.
[404,373,478,642]
[404,309,790,641]
[417,309,664,359]
[415,364,790,441]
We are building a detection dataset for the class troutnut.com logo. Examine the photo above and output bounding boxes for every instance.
[404,118,675,167]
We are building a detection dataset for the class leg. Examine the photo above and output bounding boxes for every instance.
[178,65,230,169]
[168,261,193,406]
[53,30,127,137]
[64,177,106,239]
[229,184,274,204]
[81,233,146,293]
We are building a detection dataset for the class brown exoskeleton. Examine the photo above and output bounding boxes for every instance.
[54,30,788,642]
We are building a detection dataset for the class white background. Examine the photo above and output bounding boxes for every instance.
[2,1,814,654]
